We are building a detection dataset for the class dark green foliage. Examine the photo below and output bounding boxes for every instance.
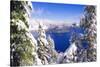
[10,1,35,66]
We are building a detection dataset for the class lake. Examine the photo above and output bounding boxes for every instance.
[46,27,85,52]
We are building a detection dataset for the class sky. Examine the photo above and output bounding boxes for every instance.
[31,2,85,24]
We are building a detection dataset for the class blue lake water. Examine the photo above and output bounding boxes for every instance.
[48,32,71,52]
[46,27,86,52]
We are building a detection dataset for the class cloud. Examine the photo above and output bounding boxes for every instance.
[31,5,52,18]
[31,6,45,16]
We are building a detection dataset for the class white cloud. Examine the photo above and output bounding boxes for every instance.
[31,6,45,16]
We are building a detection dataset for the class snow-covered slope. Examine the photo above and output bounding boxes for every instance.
[64,42,77,63]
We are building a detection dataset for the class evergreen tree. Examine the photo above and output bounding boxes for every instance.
[10,1,36,66]
[47,35,58,64]
[80,5,97,62]
[37,22,58,65]
[37,22,49,65]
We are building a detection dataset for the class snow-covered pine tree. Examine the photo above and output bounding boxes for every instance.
[80,5,97,62]
[64,41,78,63]
[37,22,49,65]
[37,22,58,65]
[10,1,36,66]
[47,35,58,64]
